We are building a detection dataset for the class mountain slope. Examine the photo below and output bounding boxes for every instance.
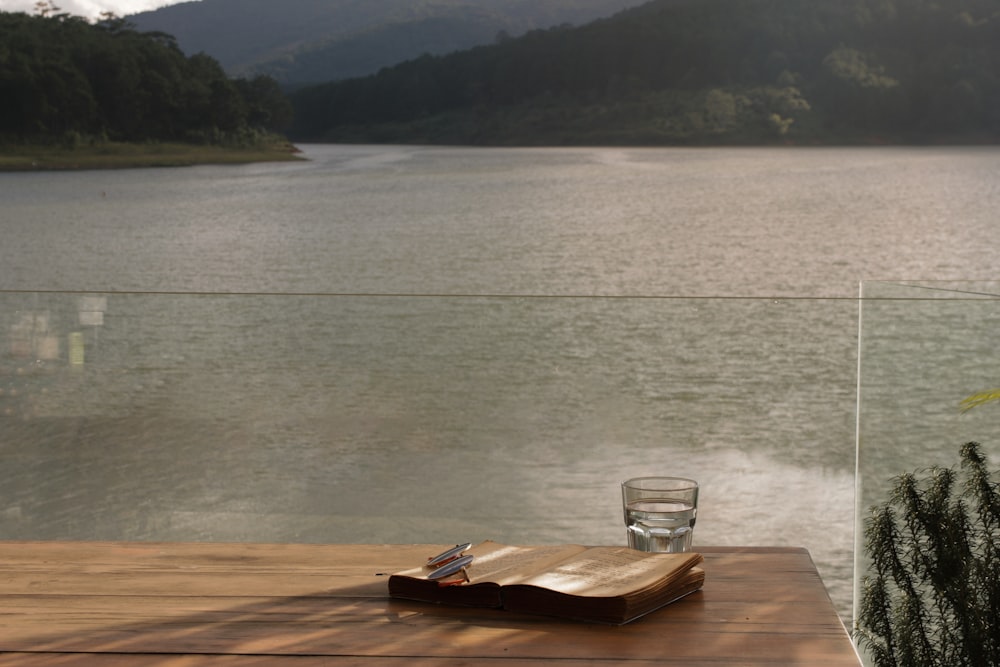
[129,0,649,84]
[287,0,1000,145]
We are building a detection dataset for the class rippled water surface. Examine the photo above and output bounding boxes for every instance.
[3,145,1000,621]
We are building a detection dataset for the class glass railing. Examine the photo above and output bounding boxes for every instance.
[2,290,858,618]
[855,281,1000,652]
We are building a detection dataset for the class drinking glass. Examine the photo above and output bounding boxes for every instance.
[622,477,699,553]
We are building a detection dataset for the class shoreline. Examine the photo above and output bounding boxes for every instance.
[0,141,305,172]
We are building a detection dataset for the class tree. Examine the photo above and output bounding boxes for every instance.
[818,45,905,132]
[0,10,293,145]
[33,1,61,17]
[234,75,293,132]
[855,442,1000,666]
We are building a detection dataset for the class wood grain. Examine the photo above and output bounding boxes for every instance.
[0,543,861,666]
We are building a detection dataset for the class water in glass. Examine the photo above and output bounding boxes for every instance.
[625,499,697,553]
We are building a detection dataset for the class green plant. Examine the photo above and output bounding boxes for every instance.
[960,389,1000,413]
[854,442,1000,667]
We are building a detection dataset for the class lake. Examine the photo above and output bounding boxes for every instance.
[3,144,1000,622]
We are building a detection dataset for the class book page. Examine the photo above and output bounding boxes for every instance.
[515,547,701,597]
[465,542,587,586]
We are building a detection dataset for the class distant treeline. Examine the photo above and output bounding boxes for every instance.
[289,0,1000,145]
[0,9,292,146]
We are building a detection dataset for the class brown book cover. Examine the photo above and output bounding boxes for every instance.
[388,540,704,624]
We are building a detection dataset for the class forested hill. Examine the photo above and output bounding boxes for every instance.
[129,0,650,85]
[288,0,1000,146]
[0,10,292,146]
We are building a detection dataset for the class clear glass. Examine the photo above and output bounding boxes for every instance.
[855,281,1000,633]
[0,290,857,619]
[622,477,699,553]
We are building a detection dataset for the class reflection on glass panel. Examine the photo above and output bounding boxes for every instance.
[855,281,1000,631]
[2,291,856,618]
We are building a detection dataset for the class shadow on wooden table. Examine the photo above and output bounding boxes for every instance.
[0,544,858,666]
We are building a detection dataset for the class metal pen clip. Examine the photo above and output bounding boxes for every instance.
[426,542,472,567]
[425,543,474,586]
[426,554,474,581]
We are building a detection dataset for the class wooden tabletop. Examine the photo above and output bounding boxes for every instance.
[0,542,861,666]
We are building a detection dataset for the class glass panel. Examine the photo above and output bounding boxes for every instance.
[855,281,1000,629]
[2,290,856,618]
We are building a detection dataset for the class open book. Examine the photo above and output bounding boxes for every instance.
[388,540,704,624]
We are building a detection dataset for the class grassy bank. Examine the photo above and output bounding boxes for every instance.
[0,140,304,171]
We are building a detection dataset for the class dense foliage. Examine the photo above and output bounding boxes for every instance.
[0,8,292,146]
[288,0,1000,145]
[856,442,1000,667]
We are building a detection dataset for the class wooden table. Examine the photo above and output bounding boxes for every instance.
[0,543,861,666]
